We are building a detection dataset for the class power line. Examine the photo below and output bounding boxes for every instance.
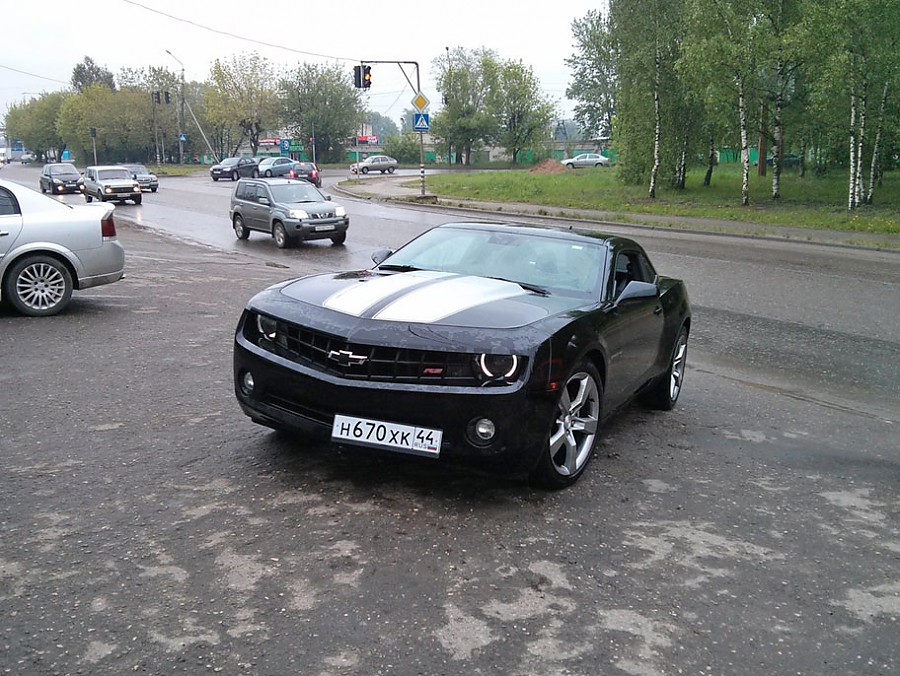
[119,0,358,62]
[0,63,70,86]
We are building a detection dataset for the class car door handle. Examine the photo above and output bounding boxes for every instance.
[654,305,663,315]
[0,230,10,237]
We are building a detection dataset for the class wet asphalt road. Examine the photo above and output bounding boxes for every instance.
[0,165,898,675]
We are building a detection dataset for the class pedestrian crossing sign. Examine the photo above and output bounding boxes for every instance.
[413,113,430,132]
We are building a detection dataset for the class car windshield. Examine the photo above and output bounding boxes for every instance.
[98,169,132,180]
[269,184,323,203]
[380,227,607,297]
[50,166,79,178]
[221,158,240,166]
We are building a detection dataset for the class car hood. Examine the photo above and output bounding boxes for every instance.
[275,270,583,329]
[276,200,338,215]
[99,178,137,186]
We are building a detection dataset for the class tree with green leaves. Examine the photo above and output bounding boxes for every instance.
[383,132,421,163]
[566,9,616,141]
[71,57,116,92]
[206,53,279,157]
[279,63,365,164]
[4,92,69,161]
[432,47,500,165]
[490,60,556,165]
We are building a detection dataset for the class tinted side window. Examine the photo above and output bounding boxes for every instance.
[613,250,655,296]
[236,183,254,201]
[0,188,20,216]
[255,185,269,202]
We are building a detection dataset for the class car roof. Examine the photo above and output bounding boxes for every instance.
[237,177,310,186]
[86,165,131,170]
[433,221,638,249]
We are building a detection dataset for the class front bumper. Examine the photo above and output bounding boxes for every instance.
[233,335,552,475]
[283,216,350,242]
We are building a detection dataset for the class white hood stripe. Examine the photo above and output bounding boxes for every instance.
[323,270,453,316]
[374,276,526,322]
[322,272,528,322]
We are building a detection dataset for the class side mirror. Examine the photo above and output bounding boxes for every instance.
[371,248,393,265]
[615,280,658,305]
[258,197,270,206]
[325,195,332,201]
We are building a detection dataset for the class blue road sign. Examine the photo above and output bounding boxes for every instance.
[280,139,290,153]
[413,113,430,132]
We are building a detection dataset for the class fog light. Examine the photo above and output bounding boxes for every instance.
[474,418,495,441]
[241,371,255,394]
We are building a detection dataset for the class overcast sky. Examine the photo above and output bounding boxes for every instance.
[1,0,602,128]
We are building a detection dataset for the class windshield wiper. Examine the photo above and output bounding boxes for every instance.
[377,264,422,272]
[486,276,550,296]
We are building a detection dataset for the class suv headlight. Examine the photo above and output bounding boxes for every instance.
[289,209,309,219]
[335,206,346,217]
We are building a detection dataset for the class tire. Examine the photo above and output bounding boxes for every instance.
[40,183,46,193]
[252,170,259,178]
[84,192,92,203]
[565,163,574,169]
[233,214,249,240]
[388,166,395,174]
[361,167,369,174]
[151,187,158,193]
[231,171,239,181]
[265,170,273,177]
[273,222,290,249]
[212,176,219,182]
[643,325,688,411]
[3,255,73,317]
[330,232,346,245]
[530,361,602,489]
[96,191,105,203]
[133,195,142,205]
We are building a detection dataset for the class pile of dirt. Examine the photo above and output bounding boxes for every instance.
[529,159,567,174]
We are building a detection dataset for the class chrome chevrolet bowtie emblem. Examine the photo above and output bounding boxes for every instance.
[327,349,368,367]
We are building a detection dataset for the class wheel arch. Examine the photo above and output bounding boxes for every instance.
[1,247,81,296]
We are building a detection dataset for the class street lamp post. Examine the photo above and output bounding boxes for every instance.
[166,50,185,164]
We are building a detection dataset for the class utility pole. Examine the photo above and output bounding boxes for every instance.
[166,50,185,164]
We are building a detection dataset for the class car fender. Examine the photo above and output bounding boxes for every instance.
[0,242,84,291]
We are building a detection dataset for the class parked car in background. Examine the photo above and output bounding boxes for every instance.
[288,161,322,188]
[39,163,82,195]
[561,153,610,169]
[0,178,125,316]
[257,157,297,177]
[350,155,398,174]
[80,166,143,204]
[766,153,802,168]
[232,222,690,487]
[229,178,349,248]
[210,157,259,181]
[122,164,159,192]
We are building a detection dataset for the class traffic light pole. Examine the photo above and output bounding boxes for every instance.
[357,60,426,197]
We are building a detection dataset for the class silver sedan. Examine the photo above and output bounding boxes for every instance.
[561,153,610,168]
[0,179,125,316]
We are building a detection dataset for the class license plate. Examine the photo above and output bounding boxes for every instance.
[314,224,335,232]
[332,414,442,457]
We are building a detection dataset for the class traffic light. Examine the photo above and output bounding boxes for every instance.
[153,91,161,104]
[164,91,171,104]
[353,65,363,88]
[363,65,372,89]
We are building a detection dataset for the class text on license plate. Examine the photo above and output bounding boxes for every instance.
[314,224,335,231]
[331,414,442,457]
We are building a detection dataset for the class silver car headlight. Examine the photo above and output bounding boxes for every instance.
[289,209,309,219]
[334,206,346,217]
[256,314,278,340]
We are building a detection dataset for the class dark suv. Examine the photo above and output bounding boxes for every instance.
[229,178,349,248]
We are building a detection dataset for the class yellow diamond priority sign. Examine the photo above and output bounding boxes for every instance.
[411,92,430,112]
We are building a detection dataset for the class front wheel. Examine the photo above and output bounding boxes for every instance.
[361,167,369,174]
[133,195,142,205]
[2,255,73,317]
[530,361,602,489]
[330,232,347,245]
[233,214,249,240]
[265,170,273,177]
[273,222,290,249]
[84,192,93,203]
[252,169,259,178]
[643,326,688,410]
[387,166,395,174]
[231,171,239,181]
[151,187,158,193]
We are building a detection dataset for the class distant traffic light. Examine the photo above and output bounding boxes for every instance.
[353,65,363,88]
[153,91,161,104]
[363,65,372,89]
[164,91,171,104]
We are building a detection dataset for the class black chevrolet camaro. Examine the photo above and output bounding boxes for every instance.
[233,222,691,487]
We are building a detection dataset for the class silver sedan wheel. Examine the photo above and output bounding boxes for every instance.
[549,369,600,477]
[6,256,73,316]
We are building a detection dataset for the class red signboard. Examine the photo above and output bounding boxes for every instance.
[357,135,379,145]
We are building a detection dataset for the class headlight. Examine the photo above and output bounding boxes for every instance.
[335,206,346,217]
[476,354,521,381]
[256,314,277,340]
[133,183,141,190]
[289,209,309,219]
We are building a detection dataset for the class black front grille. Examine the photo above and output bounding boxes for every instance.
[248,315,513,387]
[309,212,335,220]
